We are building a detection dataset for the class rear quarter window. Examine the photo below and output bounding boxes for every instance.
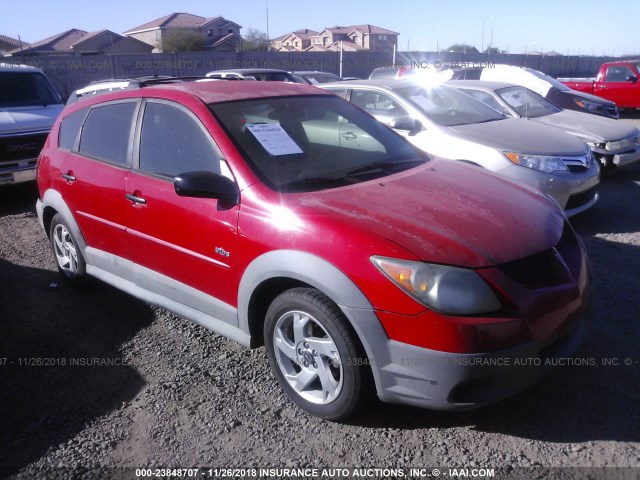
[78,102,137,166]
[58,109,88,150]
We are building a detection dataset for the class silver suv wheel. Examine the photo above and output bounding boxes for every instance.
[53,223,79,276]
[49,214,87,284]
[272,309,343,404]
[264,287,370,420]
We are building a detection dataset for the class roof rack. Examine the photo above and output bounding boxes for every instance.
[66,75,247,105]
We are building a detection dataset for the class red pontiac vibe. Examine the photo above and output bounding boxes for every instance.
[36,79,591,420]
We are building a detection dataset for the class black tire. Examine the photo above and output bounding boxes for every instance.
[264,287,369,421]
[49,213,87,285]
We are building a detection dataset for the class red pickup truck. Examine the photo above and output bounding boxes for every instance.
[560,60,640,109]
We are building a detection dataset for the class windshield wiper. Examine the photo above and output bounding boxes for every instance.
[278,176,346,192]
[344,159,425,178]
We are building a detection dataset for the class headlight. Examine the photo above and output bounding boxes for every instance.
[605,135,640,152]
[371,256,501,315]
[574,99,601,112]
[504,152,568,173]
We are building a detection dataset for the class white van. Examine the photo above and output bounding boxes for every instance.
[0,63,63,185]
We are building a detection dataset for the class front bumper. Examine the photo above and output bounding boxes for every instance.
[0,164,37,185]
[612,147,640,168]
[376,317,584,410]
[592,145,640,169]
[497,161,600,217]
[343,305,587,411]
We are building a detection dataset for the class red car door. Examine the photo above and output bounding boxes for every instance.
[596,64,639,108]
[124,99,239,309]
[56,101,137,260]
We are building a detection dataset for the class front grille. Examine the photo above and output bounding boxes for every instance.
[561,153,592,173]
[497,222,581,286]
[0,132,48,162]
[498,250,562,285]
[566,186,598,211]
[566,164,587,173]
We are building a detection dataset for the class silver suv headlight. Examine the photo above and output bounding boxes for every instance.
[574,99,601,112]
[504,152,568,173]
[371,256,501,316]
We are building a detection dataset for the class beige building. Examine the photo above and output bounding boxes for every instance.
[6,29,153,56]
[271,29,318,52]
[272,24,399,54]
[124,13,242,53]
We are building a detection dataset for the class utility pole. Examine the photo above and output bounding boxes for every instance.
[266,0,270,51]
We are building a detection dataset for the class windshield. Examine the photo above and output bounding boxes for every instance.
[496,86,561,118]
[526,69,571,92]
[0,72,62,107]
[210,95,428,193]
[394,84,505,127]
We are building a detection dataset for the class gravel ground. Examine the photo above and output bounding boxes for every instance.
[1,116,639,480]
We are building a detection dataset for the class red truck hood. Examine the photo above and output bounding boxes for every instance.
[299,159,565,268]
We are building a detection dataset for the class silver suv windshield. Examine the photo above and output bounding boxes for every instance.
[210,95,428,192]
[394,84,505,127]
[0,72,62,107]
[526,69,571,92]
[496,86,562,118]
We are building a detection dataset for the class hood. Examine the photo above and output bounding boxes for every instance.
[299,159,565,268]
[0,104,64,135]
[533,110,639,143]
[448,117,588,155]
[560,88,616,107]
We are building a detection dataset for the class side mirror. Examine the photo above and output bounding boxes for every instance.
[174,171,239,204]
[627,75,638,84]
[389,116,422,136]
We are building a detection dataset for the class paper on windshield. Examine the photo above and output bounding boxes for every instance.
[481,65,552,97]
[246,123,303,156]
[409,95,438,112]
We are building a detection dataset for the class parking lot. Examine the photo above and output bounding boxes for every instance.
[0,116,638,479]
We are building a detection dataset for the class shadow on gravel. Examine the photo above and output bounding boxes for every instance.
[0,182,39,218]
[353,164,640,443]
[0,258,155,476]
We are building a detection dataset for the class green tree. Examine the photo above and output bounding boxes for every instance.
[243,28,270,51]
[159,30,206,52]
[446,43,479,53]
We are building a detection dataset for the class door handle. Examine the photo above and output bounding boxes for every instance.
[341,131,357,141]
[62,172,76,182]
[125,193,147,204]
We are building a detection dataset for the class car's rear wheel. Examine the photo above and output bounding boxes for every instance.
[264,288,369,420]
[50,214,87,284]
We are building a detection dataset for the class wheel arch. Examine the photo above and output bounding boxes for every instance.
[238,250,374,349]
[40,189,87,251]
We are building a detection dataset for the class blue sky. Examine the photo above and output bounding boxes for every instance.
[2,0,639,55]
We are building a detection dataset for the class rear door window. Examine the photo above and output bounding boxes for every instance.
[78,102,137,166]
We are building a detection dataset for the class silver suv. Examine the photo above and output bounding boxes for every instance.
[0,63,63,185]
[321,79,600,217]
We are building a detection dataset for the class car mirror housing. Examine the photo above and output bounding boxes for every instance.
[389,116,422,136]
[174,171,239,204]
[627,75,638,84]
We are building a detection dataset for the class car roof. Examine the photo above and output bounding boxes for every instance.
[320,78,439,91]
[210,68,291,74]
[75,79,329,105]
[293,71,339,75]
[446,80,522,91]
[0,62,44,73]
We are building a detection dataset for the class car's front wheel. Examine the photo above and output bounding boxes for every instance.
[264,288,369,420]
[49,213,87,285]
